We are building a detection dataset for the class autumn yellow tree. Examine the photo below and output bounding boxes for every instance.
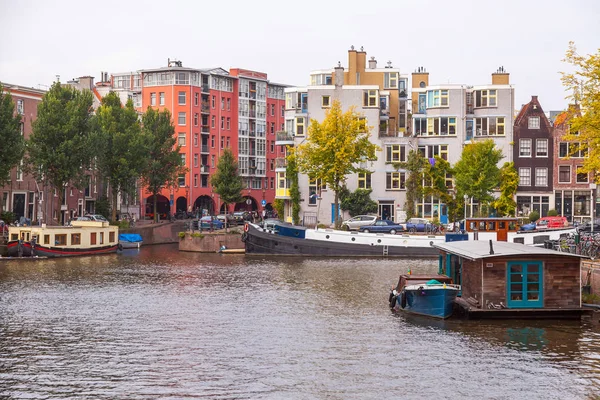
[295,100,378,229]
[561,42,600,183]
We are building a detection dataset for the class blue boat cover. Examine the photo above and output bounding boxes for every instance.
[119,233,143,242]
[426,279,442,285]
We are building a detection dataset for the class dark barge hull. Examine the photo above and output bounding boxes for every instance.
[7,241,118,258]
[244,224,438,257]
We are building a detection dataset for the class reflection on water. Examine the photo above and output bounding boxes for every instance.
[1,244,599,399]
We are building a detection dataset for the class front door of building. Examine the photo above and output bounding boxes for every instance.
[507,261,543,308]
[12,193,25,220]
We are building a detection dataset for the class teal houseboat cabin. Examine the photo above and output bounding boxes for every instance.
[433,240,587,319]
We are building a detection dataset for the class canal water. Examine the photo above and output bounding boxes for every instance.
[1,244,599,399]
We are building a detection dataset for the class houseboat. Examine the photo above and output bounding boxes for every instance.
[389,274,460,319]
[6,220,119,258]
[432,240,587,319]
[461,217,576,247]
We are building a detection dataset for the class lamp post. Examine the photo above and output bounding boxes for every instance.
[464,194,469,220]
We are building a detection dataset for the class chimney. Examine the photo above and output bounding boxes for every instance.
[368,56,377,69]
[334,62,344,88]
[78,76,94,90]
[492,66,510,85]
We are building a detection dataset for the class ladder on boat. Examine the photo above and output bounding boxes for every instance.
[382,245,389,256]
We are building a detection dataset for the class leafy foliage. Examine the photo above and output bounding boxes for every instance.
[340,188,378,217]
[95,92,145,221]
[286,150,301,225]
[547,209,559,217]
[139,107,185,222]
[272,199,284,221]
[0,84,25,192]
[491,162,518,216]
[529,210,540,223]
[27,82,95,224]
[454,139,503,216]
[211,148,243,226]
[394,150,427,219]
[95,195,111,219]
[295,100,378,229]
[561,42,600,183]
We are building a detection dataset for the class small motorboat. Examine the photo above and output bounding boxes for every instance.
[389,274,460,319]
[118,233,143,249]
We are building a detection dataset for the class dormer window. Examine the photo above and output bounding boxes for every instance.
[528,116,540,129]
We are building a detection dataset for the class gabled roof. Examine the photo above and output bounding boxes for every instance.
[433,240,584,261]
[514,95,552,130]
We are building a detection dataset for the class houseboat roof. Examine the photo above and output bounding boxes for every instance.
[433,240,585,261]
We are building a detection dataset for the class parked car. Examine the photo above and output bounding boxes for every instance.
[403,217,434,233]
[199,216,224,229]
[535,216,568,229]
[520,222,537,231]
[578,219,600,233]
[84,214,108,222]
[359,219,404,234]
[216,214,237,226]
[342,215,378,231]
[233,211,250,224]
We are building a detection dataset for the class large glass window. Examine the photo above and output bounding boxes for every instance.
[519,139,532,157]
[519,168,531,186]
[363,90,378,107]
[358,173,372,189]
[386,172,406,190]
[427,90,449,107]
[558,166,571,183]
[475,89,497,107]
[536,139,548,157]
[535,168,548,187]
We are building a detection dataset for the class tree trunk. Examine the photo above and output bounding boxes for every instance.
[334,190,340,229]
[112,186,118,222]
[153,192,158,223]
[58,188,64,225]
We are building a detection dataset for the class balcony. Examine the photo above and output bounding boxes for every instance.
[249,110,256,118]
[201,103,210,113]
[276,131,295,145]
[200,165,210,174]
[201,145,209,153]
[379,125,399,138]
[276,187,291,199]
[275,157,287,171]
[201,125,210,134]
[201,84,209,93]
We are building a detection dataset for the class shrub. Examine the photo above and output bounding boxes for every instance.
[191,232,204,238]
[1,211,16,224]
[317,223,328,229]
[547,209,559,217]
[178,232,186,239]
[529,210,540,223]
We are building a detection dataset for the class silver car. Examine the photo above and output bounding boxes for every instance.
[342,215,378,230]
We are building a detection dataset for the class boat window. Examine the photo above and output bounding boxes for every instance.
[71,233,81,245]
[90,232,97,245]
[55,234,67,246]
[513,237,524,244]
[509,222,517,231]
[44,234,50,245]
[469,221,477,230]
[10,233,18,241]
[478,221,486,231]
[487,222,496,231]
[99,232,104,245]
[109,232,115,242]
[499,221,506,229]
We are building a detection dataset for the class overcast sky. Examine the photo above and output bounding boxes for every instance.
[1,0,598,111]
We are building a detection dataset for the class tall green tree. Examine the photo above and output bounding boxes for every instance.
[340,188,378,217]
[27,82,95,224]
[295,100,378,229]
[424,156,456,222]
[286,150,301,225]
[561,42,600,183]
[453,139,503,217]
[140,107,185,223]
[95,92,145,221]
[394,149,428,220]
[0,84,25,198]
[491,162,519,217]
[211,148,244,229]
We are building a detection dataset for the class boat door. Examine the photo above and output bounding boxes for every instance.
[507,261,543,308]
[497,220,508,241]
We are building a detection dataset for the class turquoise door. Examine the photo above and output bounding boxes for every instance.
[507,261,543,308]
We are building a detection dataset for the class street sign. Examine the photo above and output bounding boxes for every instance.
[261,199,266,207]
[246,199,252,205]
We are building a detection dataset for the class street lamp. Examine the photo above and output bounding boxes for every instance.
[464,194,469,220]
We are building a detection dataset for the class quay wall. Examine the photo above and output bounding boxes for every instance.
[582,260,600,295]
[178,232,244,252]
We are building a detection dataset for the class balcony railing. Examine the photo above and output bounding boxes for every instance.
[249,110,256,118]
[200,165,210,173]
[201,145,209,153]
[275,158,287,169]
[201,103,210,113]
[276,131,294,142]
[201,126,210,134]
[201,84,209,92]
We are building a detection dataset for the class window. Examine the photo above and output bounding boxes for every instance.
[308,179,323,205]
[71,233,81,245]
[385,145,406,163]
[194,113,198,126]
[384,72,398,89]
[194,174,198,187]
[109,232,115,243]
[296,117,305,136]
[43,234,49,245]
[528,116,540,129]
[178,133,186,146]
[178,112,186,125]
[55,234,67,246]
[178,175,185,187]
[16,99,24,114]
[475,90,497,107]
[194,154,198,167]
[363,90,378,107]
[426,117,457,136]
[227,98,231,110]
[180,153,186,165]
[178,91,186,105]
[418,144,449,161]
[211,115,215,128]
[358,172,372,189]
[559,142,587,158]
[519,168,531,186]
[211,95,215,108]
[519,139,532,157]
[576,166,588,183]
[211,135,215,147]
[414,118,427,136]
[221,97,225,110]
[150,93,156,106]
[386,172,406,190]
[194,93,199,106]
[427,90,449,107]
[226,117,230,130]
[220,136,224,149]
[535,139,548,157]
[558,166,571,183]
[475,117,505,136]
[220,117,225,130]
[322,95,331,107]
[535,168,548,187]
[159,92,165,106]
